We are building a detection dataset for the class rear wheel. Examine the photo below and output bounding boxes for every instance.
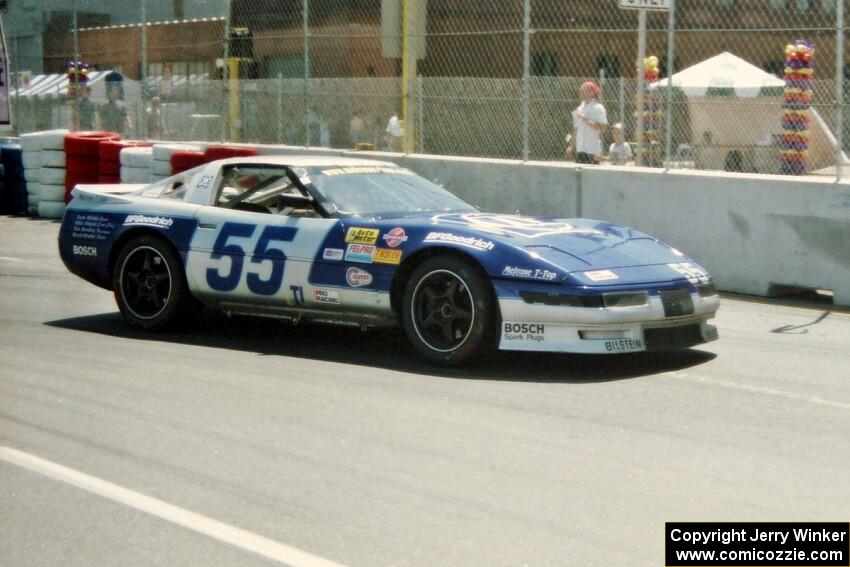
[113,235,191,331]
[402,256,498,366]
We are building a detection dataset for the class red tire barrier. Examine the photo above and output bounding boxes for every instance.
[170,150,208,174]
[66,156,100,178]
[204,145,258,162]
[65,131,121,158]
[99,139,150,162]
[98,175,121,184]
[98,160,121,176]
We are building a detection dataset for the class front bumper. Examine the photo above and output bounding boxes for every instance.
[497,292,719,354]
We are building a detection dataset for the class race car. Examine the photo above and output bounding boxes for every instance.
[58,156,719,366]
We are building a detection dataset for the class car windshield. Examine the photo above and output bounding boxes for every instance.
[305,165,476,218]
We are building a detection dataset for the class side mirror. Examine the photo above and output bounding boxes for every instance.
[276,192,313,209]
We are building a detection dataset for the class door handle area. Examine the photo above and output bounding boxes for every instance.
[199,222,218,230]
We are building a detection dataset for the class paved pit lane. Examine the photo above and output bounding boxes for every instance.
[1,216,849,566]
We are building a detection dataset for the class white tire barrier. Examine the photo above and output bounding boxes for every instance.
[37,200,66,219]
[22,151,41,170]
[151,143,203,177]
[41,150,66,168]
[38,129,69,151]
[120,147,154,168]
[23,166,41,183]
[39,166,66,185]
[120,166,151,184]
[20,132,42,153]
[38,184,66,202]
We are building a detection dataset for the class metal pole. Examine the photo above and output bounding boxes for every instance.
[418,74,424,153]
[836,0,845,181]
[521,0,531,161]
[303,0,310,147]
[72,1,80,131]
[402,0,417,153]
[141,0,147,139]
[619,77,625,124]
[222,0,232,142]
[277,73,284,143]
[635,9,646,167]
[664,0,676,171]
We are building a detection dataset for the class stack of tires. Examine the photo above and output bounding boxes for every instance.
[151,143,203,181]
[19,134,41,215]
[100,140,150,184]
[1,145,27,215]
[28,130,70,218]
[204,145,259,161]
[64,131,120,204]
[120,147,155,184]
[170,150,207,174]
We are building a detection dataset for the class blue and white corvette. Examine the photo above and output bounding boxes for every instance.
[59,156,719,365]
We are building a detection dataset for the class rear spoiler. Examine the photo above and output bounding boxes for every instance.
[70,183,148,205]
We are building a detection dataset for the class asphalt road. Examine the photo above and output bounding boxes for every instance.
[1,216,849,567]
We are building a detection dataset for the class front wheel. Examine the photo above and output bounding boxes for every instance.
[113,234,191,331]
[402,256,498,366]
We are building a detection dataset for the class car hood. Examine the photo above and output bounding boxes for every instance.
[427,213,697,280]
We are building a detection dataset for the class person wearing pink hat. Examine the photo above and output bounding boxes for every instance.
[565,81,608,164]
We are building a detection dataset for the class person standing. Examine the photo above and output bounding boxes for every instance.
[78,86,95,130]
[565,81,608,164]
[145,96,169,140]
[607,123,633,165]
[99,85,131,135]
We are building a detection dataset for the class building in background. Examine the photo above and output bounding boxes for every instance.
[1,0,227,75]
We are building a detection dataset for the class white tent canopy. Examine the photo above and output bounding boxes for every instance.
[12,71,140,104]
[651,52,784,98]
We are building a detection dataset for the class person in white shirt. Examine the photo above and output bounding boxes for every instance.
[386,114,404,152]
[565,81,608,164]
[607,122,633,165]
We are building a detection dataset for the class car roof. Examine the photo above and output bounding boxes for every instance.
[213,155,399,168]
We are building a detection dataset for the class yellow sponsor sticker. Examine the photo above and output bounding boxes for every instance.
[345,227,380,245]
[373,248,402,265]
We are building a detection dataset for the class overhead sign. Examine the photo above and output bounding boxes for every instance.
[619,0,670,10]
[0,16,9,125]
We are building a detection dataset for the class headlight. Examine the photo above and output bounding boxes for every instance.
[696,281,717,297]
[602,291,649,308]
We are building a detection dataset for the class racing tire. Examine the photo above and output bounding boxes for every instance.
[121,147,154,168]
[38,183,66,202]
[37,200,65,219]
[39,166,65,185]
[64,131,121,158]
[401,255,499,366]
[41,150,66,168]
[22,151,41,170]
[113,235,192,331]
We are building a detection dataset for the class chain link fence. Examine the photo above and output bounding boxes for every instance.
[5,0,848,178]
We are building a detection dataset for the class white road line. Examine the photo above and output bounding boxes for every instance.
[682,376,850,411]
[0,446,345,567]
[0,256,29,263]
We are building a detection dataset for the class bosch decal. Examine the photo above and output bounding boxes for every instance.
[322,248,344,261]
[502,322,546,343]
[124,214,174,229]
[345,227,380,245]
[345,267,373,288]
[423,232,494,251]
[373,248,402,265]
[72,245,98,257]
[382,227,408,248]
[345,244,375,264]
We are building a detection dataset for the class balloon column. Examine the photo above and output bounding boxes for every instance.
[67,61,90,98]
[641,55,663,166]
[780,40,814,175]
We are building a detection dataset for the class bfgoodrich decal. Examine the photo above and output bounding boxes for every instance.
[423,232,494,251]
[124,214,174,229]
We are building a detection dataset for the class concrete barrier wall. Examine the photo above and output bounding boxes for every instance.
[254,143,850,305]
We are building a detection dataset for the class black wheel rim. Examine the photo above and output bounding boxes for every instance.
[411,269,474,352]
[119,246,172,320]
